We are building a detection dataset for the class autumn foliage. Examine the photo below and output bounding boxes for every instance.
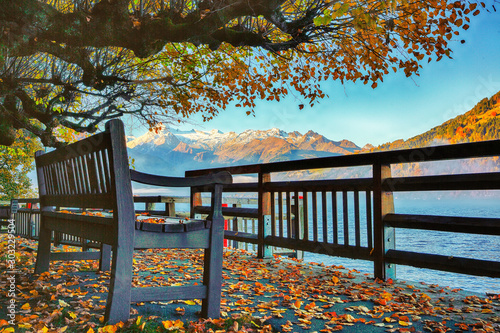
[0,0,490,147]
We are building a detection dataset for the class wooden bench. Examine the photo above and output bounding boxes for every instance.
[34,119,232,324]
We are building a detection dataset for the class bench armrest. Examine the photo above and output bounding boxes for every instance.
[130,169,232,188]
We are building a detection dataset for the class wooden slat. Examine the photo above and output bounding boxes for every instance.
[303,191,309,241]
[278,191,283,238]
[50,251,101,261]
[224,230,259,244]
[286,191,291,239]
[131,169,231,187]
[43,211,114,226]
[294,191,300,240]
[131,285,207,302]
[366,191,373,250]
[193,206,258,218]
[43,218,114,244]
[384,213,500,235]
[101,149,112,193]
[385,249,500,278]
[342,191,349,246]
[270,192,276,236]
[312,191,318,242]
[321,191,328,243]
[332,191,338,245]
[265,178,373,192]
[354,190,360,247]
[134,229,210,249]
[88,153,101,194]
[95,150,106,193]
[383,172,500,192]
[264,235,372,261]
[40,194,115,209]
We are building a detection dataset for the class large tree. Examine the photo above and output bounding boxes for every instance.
[0,0,491,147]
[0,129,42,200]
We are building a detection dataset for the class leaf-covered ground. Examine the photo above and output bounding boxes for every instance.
[0,234,498,333]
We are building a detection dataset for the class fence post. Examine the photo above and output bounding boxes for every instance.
[373,163,396,281]
[190,189,202,219]
[258,172,272,258]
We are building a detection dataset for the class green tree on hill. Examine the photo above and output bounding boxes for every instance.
[0,130,42,200]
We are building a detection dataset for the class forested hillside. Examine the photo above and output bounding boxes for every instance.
[375,90,500,151]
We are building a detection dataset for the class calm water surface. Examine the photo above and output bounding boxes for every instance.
[305,196,500,295]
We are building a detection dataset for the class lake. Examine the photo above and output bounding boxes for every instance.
[304,195,500,295]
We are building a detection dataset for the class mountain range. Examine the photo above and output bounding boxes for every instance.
[127,90,500,178]
[127,127,360,176]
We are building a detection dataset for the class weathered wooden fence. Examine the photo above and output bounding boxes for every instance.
[7,140,500,281]
[187,140,500,280]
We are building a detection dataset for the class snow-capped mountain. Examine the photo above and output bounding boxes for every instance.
[127,126,360,176]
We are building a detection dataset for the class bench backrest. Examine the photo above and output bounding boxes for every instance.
[35,120,134,219]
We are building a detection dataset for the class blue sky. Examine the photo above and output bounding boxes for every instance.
[151,11,500,147]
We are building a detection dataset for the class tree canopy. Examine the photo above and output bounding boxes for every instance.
[0,129,42,200]
[0,0,491,147]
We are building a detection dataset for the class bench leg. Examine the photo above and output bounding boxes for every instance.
[99,243,112,271]
[34,223,52,274]
[104,244,134,324]
[201,220,224,318]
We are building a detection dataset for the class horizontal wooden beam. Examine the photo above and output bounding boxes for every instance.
[224,230,259,244]
[385,249,500,278]
[43,218,114,245]
[194,206,259,218]
[264,236,372,261]
[384,213,500,235]
[192,182,258,193]
[265,178,373,192]
[50,251,101,261]
[131,285,207,303]
[133,195,177,203]
[383,172,500,192]
[134,229,210,249]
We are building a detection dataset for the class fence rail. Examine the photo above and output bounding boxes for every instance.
[187,139,500,280]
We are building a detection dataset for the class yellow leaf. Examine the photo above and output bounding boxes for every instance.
[162,319,184,329]
[1,328,15,333]
[86,329,95,333]
[18,323,32,329]
[100,325,118,333]
[331,276,339,284]
[136,316,142,326]
[58,299,70,307]
[399,320,411,326]
[21,303,31,310]
[183,300,196,305]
